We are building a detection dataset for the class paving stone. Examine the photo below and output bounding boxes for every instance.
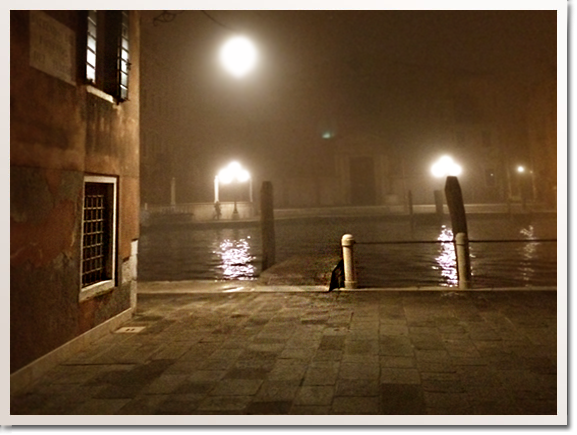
[468,398,520,415]
[187,370,227,382]
[172,381,216,395]
[209,379,263,396]
[410,333,446,350]
[10,290,557,416]
[42,364,104,385]
[70,398,131,415]
[335,379,380,397]
[450,357,487,367]
[421,377,464,393]
[199,358,239,371]
[197,395,252,412]
[341,354,380,364]
[379,336,415,357]
[381,368,421,385]
[11,392,58,415]
[115,394,173,414]
[246,401,293,414]
[303,361,340,385]
[416,360,457,373]
[514,398,558,415]
[319,335,346,350]
[248,343,286,353]
[379,324,409,336]
[162,360,203,374]
[313,350,343,361]
[379,356,416,368]
[381,384,426,415]
[233,358,276,371]
[423,392,472,414]
[294,386,334,406]
[141,374,190,394]
[339,362,380,380]
[92,383,142,400]
[331,396,381,414]
[289,405,332,415]
[415,349,450,362]
[344,339,379,355]
[279,347,317,360]
[255,380,300,402]
[267,360,308,381]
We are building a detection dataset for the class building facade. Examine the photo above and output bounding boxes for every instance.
[10,10,140,384]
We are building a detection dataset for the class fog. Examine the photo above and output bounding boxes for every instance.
[139,9,556,209]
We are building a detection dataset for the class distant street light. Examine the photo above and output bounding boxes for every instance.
[219,35,258,78]
[516,165,531,210]
[214,161,253,203]
[431,155,462,178]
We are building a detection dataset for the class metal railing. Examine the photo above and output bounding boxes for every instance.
[341,234,557,290]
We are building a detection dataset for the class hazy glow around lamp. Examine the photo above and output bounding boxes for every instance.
[431,155,462,178]
[219,36,257,78]
[215,161,253,203]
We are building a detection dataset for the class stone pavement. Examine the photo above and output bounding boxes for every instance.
[10,284,558,416]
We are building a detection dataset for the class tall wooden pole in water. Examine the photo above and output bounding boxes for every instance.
[444,176,471,289]
[261,181,276,271]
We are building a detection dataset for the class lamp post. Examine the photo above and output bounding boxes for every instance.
[517,165,529,211]
[214,161,253,218]
[213,38,256,216]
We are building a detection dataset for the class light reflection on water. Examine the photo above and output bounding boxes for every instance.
[213,236,256,280]
[519,225,536,283]
[139,216,557,287]
[433,225,458,287]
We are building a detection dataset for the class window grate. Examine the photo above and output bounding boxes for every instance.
[82,183,111,287]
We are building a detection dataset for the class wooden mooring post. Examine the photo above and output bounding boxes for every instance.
[260,181,276,271]
[444,176,471,289]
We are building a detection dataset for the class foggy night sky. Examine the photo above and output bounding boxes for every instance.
[139,9,557,201]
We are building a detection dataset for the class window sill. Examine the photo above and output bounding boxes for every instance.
[85,84,115,104]
[79,280,115,302]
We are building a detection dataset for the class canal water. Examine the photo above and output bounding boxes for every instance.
[138,214,558,288]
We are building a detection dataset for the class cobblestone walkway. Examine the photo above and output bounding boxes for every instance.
[11,289,557,416]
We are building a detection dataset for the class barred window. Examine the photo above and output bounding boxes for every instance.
[81,176,117,295]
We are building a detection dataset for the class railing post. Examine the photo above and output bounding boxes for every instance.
[455,232,471,289]
[341,234,357,289]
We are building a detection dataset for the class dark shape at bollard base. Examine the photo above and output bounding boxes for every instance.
[328,259,345,292]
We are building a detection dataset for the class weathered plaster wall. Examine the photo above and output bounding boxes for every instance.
[10,10,140,373]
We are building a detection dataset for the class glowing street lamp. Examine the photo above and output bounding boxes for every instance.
[214,161,253,203]
[219,35,258,78]
[517,165,525,173]
[431,155,462,178]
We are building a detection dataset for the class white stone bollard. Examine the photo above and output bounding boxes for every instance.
[455,232,471,290]
[341,234,357,289]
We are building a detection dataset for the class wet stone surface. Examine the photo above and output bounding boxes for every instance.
[11,289,557,416]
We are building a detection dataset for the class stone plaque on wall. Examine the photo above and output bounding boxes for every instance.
[29,11,75,85]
